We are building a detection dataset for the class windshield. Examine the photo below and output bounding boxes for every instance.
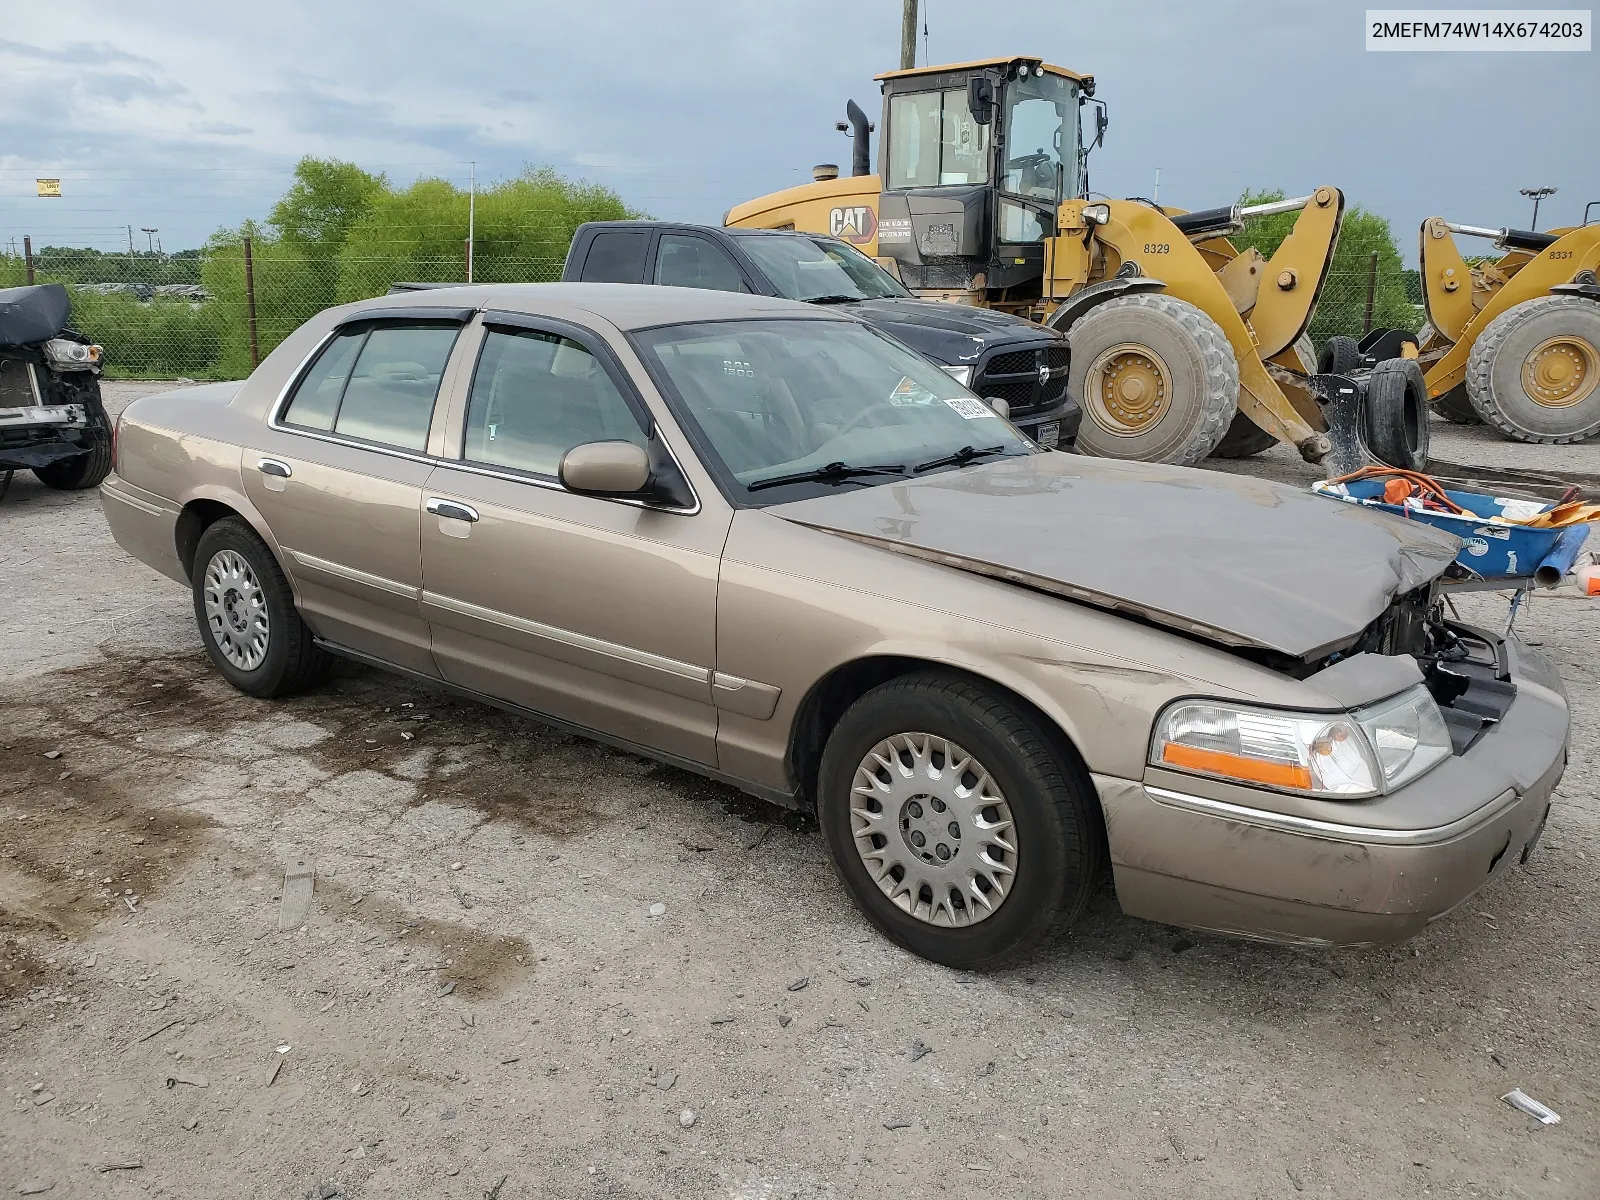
[1000,72,1078,201]
[887,88,990,189]
[735,234,909,302]
[633,319,1033,502]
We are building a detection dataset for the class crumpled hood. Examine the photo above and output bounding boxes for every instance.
[770,453,1461,659]
[840,297,1055,367]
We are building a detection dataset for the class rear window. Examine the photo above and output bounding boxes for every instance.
[282,322,460,451]
[580,231,650,283]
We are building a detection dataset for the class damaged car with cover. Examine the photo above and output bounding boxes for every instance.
[0,282,112,495]
[98,284,1569,969]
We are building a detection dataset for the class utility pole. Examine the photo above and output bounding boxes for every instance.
[901,0,918,70]
[141,227,158,254]
[1519,186,1557,230]
[1154,168,1161,205]
[467,161,476,283]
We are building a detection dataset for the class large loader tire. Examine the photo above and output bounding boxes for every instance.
[1466,296,1600,443]
[1416,323,1480,425]
[1069,294,1237,464]
[1318,335,1361,376]
[1364,358,1430,471]
[1211,335,1315,459]
[1431,382,1480,425]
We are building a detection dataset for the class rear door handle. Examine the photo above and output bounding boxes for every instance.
[426,497,479,523]
[257,458,292,478]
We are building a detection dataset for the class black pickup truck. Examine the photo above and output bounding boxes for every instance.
[561,221,1078,448]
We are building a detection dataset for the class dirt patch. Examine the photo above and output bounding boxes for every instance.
[319,879,533,1000]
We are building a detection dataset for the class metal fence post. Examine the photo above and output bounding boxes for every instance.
[23,236,34,284]
[1362,251,1378,335]
[243,236,260,369]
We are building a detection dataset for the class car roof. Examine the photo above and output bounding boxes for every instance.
[337,282,847,332]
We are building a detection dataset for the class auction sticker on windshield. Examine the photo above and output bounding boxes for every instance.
[944,396,997,419]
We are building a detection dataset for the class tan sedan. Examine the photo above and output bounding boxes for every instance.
[101,285,1568,968]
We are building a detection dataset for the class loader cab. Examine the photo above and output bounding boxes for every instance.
[875,57,1091,301]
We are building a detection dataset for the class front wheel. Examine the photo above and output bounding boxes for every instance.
[817,672,1103,970]
[1466,296,1600,443]
[32,394,112,490]
[1067,293,1238,465]
[191,517,328,698]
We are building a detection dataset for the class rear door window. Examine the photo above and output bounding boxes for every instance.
[282,322,460,452]
[579,231,650,283]
[653,234,749,293]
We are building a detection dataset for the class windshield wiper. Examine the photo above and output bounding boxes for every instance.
[912,444,1010,473]
[802,294,865,305]
[745,461,907,492]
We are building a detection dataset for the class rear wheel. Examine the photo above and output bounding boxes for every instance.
[1068,294,1237,464]
[1211,335,1314,459]
[191,517,328,698]
[817,672,1102,970]
[1467,296,1600,443]
[32,394,112,490]
[1364,358,1430,470]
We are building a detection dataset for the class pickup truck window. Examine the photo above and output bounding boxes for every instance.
[282,323,458,452]
[653,234,748,293]
[462,327,647,478]
[580,231,650,284]
[735,234,908,301]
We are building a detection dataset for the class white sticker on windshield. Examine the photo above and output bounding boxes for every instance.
[943,395,996,419]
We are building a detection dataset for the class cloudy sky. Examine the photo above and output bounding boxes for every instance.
[1,1,1595,260]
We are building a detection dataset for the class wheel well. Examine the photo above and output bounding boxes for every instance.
[175,499,241,581]
[786,656,1102,830]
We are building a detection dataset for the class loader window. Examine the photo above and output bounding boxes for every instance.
[887,88,989,190]
[1000,73,1076,203]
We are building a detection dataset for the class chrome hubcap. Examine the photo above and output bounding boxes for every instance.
[202,549,269,671]
[850,733,1018,927]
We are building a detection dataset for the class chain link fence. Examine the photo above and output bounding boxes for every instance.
[2,240,1423,381]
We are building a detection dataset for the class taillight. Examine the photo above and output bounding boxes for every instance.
[112,411,123,474]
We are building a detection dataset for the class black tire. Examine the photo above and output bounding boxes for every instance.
[1466,296,1600,444]
[1364,358,1430,470]
[1211,335,1315,459]
[816,671,1103,970]
[1317,334,1361,376]
[1431,381,1480,425]
[31,394,112,490]
[191,517,328,698]
[1067,293,1238,465]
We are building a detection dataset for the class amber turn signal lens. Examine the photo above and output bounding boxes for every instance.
[1160,743,1314,791]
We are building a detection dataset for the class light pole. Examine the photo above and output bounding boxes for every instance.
[141,227,158,253]
[1519,187,1556,231]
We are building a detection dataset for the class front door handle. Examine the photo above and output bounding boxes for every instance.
[258,458,292,478]
[426,497,479,523]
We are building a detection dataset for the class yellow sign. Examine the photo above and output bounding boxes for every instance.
[36,178,62,198]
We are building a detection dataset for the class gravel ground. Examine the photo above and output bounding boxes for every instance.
[1,382,1596,1199]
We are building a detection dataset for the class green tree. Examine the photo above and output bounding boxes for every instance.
[1233,188,1421,343]
[269,158,387,249]
[199,219,326,377]
[336,166,641,300]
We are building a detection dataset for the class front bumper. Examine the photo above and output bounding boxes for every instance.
[1,404,91,470]
[1095,639,1568,946]
[1011,397,1082,450]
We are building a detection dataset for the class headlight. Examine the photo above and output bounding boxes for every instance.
[1150,685,1451,798]
[940,365,973,387]
[43,338,102,369]
[1082,203,1111,226]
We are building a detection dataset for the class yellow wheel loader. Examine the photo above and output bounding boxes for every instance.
[1359,218,1600,443]
[726,56,1422,471]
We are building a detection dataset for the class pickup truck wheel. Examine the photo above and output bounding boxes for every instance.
[32,395,112,490]
[191,518,327,698]
[817,672,1102,970]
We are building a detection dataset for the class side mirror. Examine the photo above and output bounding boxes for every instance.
[967,77,995,126]
[1094,105,1109,150]
[559,441,652,496]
